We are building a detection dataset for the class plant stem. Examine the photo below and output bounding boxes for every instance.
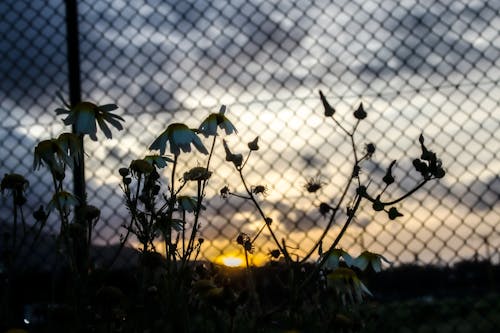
[300,194,363,290]
[301,119,361,263]
[300,167,357,262]
[382,179,429,205]
[165,155,178,264]
[238,169,291,263]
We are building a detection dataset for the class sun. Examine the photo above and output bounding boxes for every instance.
[214,253,246,267]
[221,256,244,267]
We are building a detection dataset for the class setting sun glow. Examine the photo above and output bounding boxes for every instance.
[221,256,244,267]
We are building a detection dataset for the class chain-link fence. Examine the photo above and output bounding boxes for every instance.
[1,0,499,267]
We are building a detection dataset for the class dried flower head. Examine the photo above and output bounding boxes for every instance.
[118,167,129,177]
[1,173,29,193]
[130,159,155,177]
[319,202,332,216]
[304,176,326,193]
[33,205,49,222]
[365,143,375,158]
[252,184,269,196]
[236,233,252,253]
[269,249,281,259]
[183,166,212,182]
[220,185,230,198]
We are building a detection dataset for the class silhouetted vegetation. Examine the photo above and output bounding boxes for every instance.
[0,91,456,332]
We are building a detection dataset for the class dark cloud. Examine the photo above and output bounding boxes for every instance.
[449,174,500,211]
[357,1,500,80]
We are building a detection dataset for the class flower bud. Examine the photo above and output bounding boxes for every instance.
[248,137,259,151]
[353,102,367,120]
[319,90,335,117]
[372,197,384,211]
[119,167,129,177]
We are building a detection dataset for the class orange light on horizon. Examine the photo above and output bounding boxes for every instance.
[221,256,244,267]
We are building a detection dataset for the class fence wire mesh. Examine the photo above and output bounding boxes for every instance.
[1,0,500,268]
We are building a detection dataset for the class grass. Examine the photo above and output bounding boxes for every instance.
[362,293,500,333]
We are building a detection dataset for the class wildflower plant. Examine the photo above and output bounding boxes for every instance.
[0,90,447,332]
[219,90,446,327]
[30,97,123,277]
[109,105,243,329]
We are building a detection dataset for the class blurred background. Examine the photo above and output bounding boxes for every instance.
[1,0,499,267]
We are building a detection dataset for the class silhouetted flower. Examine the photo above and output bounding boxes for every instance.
[252,185,269,196]
[149,123,208,156]
[57,132,83,168]
[413,134,446,179]
[327,267,372,304]
[118,167,129,177]
[1,173,29,206]
[47,191,79,212]
[220,185,230,198]
[236,234,245,245]
[236,233,251,247]
[321,248,354,270]
[130,159,155,177]
[143,155,173,169]
[33,205,49,222]
[33,139,70,174]
[236,233,254,253]
[352,251,390,273]
[183,166,212,182]
[319,202,332,216]
[304,176,326,193]
[269,249,281,259]
[244,240,253,253]
[80,204,101,222]
[1,173,28,193]
[177,196,203,213]
[55,101,123,141]
[198,105,237,137]
[413,158,428,177]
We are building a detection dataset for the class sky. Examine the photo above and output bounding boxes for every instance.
[1,0,499,266]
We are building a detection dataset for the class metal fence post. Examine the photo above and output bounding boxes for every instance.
[64,0,85,205]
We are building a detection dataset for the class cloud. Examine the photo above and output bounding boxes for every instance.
[448,174,500,211]
[356,1,500,81]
